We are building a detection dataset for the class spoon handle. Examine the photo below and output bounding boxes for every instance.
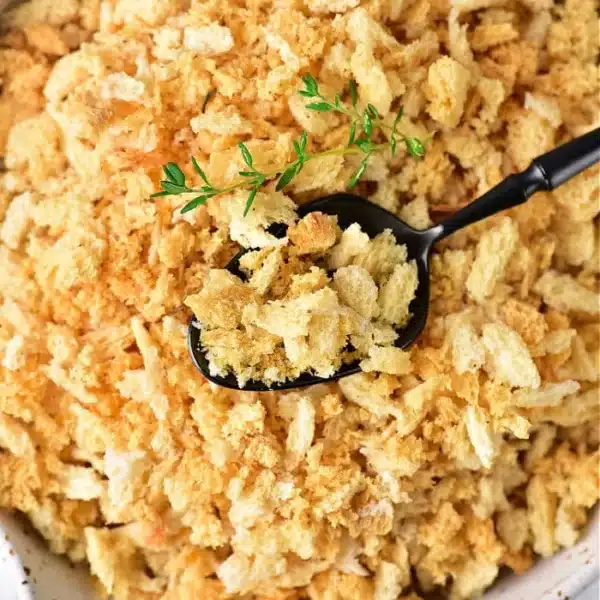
[432,127,600,242]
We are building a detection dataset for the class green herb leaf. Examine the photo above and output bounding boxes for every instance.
[239,171,256,177]
[243,188,258,217]
[363,111,373,138]
[389,107,404,157]
[299,131,308,153]
[298,90,314,98]
[301,74,319,95]
[293,132,309,160]
[348,156,369,188]
[334,94,342,109]
[180,195,208,213]
[164,162,185,186]
[349,80,358,107]
[191,157,210,185]
[347,121,357,146]
[151,190,172,198]
[405,137,426,158]
[306,102,332,112]
[276,162,301,191]
[366,104,380,119]
[160,180,187,194]
[201,185,214,192]
[356,139,374,153]
[393,106,404,128]
[238,142,253,168]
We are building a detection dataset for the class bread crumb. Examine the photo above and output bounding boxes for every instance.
[482,322,541,389]
[333,265,379,319]
[451,323,485,374]
[24,23,69,55]
[378,261,419,327]
[328,223,371,270]
[466,217,518,304]
[0,192,35,250]
[471,23,519,52]
[465,405,497,469]
[360,347,412,375]
[183,24,234,55]
[425,56,471,128]
[534,271,600,315]
[513,381,580,407]
[288,212,340,255]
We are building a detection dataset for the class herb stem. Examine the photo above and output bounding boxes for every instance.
[177,144,389,200]
[153,75,429,215]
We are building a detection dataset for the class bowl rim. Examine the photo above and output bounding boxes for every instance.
[0,507,597,599]
[0,514,34,600]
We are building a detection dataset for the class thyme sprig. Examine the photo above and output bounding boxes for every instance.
[152,75,429,215]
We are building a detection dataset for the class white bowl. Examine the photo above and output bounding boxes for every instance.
[0,514,32,600]
[0,508,598,599]
[0,512,95,600]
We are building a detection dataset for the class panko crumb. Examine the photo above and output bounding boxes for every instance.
[0,1,598,599]
[466,217,519,304]
[425,56,471,128]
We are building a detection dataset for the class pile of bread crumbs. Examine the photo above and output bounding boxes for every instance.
[0,0,598,599]
[188,211,419,386]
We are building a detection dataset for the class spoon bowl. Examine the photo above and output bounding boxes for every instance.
[188,194,438,391]
[189,127,600,391]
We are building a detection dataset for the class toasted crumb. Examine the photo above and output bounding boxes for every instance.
[378,261,419,327]
[24,24,69,55]
[332,265,379,319]
[451,323,485,374]
[327,222,371,270]
[287,267,330,298]
[466,217,519,304]
[534,271,600,315]
[465,405,497,469]
[352,230,408,284]
[240,247,284,296]
[500,299,548,346]
[185,270,258,329]
[360,347,412,375]
[482,322,541,389]
[513,380,580,408]
[183,24,234,55]
[288,212,341,255]
[471,23,519,52]
[425,56,471,128]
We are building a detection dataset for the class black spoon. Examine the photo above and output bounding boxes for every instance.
[189,127,600,391]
